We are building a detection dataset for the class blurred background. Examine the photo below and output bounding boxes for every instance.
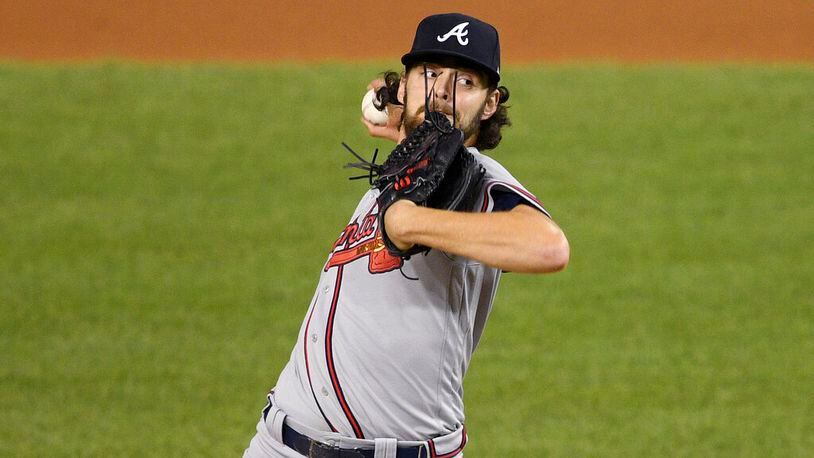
[1,1,812,456]
[2,0,813,62]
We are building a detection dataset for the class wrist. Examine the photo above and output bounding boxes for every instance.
[383,200,417,250]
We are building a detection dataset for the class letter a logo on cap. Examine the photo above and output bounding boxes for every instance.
[437,22,470,46]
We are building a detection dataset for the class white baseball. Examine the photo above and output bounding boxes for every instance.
[361,89,389,126]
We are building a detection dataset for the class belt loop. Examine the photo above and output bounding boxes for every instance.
[262,392,287,445]
[268,409,286,446]
[373,438,397,458]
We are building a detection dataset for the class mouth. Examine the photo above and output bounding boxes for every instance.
[418,107,455,123]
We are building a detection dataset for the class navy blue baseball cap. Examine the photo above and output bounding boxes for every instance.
[402,13,501,83]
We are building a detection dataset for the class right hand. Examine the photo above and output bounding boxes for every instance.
[361,79,403,143]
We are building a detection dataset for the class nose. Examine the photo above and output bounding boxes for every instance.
[433,71,455,102]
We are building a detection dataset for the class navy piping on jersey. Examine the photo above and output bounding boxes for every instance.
[324,266,366,439]
[302,298,337,432]
[480,181,549,216]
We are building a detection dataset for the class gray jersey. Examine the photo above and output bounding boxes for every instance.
[272,148,550,442]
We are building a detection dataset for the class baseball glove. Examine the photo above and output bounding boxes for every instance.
[344,111,485,257]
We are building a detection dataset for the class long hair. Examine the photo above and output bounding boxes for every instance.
[380,69,511,151]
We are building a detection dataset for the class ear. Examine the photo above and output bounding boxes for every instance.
[480,88,500,121]
[397,71,407,105]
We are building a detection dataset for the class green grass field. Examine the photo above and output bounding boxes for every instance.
[1,62,812,456]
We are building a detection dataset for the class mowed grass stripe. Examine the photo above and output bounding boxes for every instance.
[1,63,812,456]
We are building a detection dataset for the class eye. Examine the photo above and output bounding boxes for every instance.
[457,76,475,87]
[424,68,438,78]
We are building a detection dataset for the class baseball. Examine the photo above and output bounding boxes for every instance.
[361,88,389,126]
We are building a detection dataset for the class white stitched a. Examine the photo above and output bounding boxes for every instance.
[436,22,469,46]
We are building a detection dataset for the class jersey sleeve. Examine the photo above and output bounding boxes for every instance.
[470,149,551,218]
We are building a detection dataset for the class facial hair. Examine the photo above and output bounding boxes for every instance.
[401,90,486,143]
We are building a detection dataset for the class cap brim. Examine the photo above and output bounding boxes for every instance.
[401,50,500,83]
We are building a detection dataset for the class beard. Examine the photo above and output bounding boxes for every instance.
[401,91,486,143]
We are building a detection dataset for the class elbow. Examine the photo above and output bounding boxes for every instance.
[529,231,570,274]
[550,235,570,272]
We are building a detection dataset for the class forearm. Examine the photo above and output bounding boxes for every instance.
[384,200,569,273]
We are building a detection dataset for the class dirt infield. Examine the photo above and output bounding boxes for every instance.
[1,0,813,62]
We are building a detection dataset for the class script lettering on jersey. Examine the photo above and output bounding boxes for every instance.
[436,22,470,46]
[326,211,402,274]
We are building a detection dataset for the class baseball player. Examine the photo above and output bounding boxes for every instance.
[244,13,569,457]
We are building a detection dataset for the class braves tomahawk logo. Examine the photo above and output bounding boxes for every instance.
[437,22,470,46]
[325,207,403,274]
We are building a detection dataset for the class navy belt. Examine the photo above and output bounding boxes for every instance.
[282,421,428,458]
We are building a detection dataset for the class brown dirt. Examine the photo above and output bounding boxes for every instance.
[1,0,812,63]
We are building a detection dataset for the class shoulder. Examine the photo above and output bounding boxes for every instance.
[470,149,513,181]
[469,148,551,217]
